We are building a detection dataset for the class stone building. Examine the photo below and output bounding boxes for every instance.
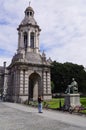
[0,5,52,102]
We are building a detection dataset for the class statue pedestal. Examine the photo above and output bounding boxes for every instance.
[64,93,81,110]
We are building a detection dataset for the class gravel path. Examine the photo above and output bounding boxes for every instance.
[0,102,86,130]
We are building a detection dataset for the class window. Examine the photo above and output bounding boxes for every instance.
[24,32,28,49]
[27,12,29,16]
[26,11,33,17]
[30,32,34,48]
[30,12,32,16]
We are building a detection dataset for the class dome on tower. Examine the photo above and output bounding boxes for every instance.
[25,6,34,13]
[19,6,38,27]
[20,16,37,26]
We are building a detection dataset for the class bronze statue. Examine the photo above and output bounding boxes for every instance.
[65,78,78,94]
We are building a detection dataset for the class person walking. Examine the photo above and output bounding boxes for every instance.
[38,96,43,113]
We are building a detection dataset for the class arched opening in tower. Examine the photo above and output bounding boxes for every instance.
[29,72,41,101]
[24,32,28,50]
[30,32,34,49]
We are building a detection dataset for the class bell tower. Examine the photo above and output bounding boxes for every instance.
[7,4,52,103]
[17,5,41,54]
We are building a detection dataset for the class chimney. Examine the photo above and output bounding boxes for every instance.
[3,61,6,70]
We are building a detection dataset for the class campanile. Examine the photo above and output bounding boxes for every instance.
[7,5,52,102]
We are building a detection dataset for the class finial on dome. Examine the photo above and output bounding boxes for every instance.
[29,1,31,6]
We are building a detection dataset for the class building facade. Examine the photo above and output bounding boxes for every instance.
[0,5,52,103]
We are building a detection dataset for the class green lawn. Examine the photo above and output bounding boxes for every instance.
[80,97,86,107]
[43,98,64,109]
[80,98,86,114]
[43,97,86,113]
[28,97,86,114]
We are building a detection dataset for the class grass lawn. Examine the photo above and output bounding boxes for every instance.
[80,97,86,107]
[43,98,64,109]
[48,98,62,109]
[28,97,86,114]
[43,97,86,113]
[80,97,86,114]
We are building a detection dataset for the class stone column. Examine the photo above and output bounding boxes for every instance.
[18,32,20,50]
[28,30,30,46]
[34,32,36,52]
[16,70,19,95]
[42,70,52,100]
[43,72,47,94]
[27,30,30,52]
[13,70,16,95]
[20,31,24,48]
[19,70,23,95]
[13,70,20,102]
[24,71,28,95]
[19,70,28,95]
[37,32,40,53]
[3,62,7,95]
[46,72,51,94]
[3,73,8,96]
[35,31,39,53]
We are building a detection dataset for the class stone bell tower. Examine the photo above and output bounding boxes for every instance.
[17,5,40,54]
[7,5,52,103]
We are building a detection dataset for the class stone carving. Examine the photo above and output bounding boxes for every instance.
[65,78,78,94]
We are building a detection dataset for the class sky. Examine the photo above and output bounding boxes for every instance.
[0,0,86,67]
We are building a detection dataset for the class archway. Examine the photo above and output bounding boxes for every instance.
[29,72,41,101]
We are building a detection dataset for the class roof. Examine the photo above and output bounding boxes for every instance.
[26,52,42,64]
[25,6,34,13]
[20,16,37,26]
[19,6,37,26]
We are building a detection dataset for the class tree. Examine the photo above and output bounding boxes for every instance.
[51,61,86,94]
[51,81,55,93]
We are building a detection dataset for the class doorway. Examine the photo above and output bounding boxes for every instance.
[29,73,41,101]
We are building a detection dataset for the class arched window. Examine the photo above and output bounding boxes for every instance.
[30,11,32,16]
[30,32,34,48]
[26,11,33,17]
[27,12,29,16]
[24,32,28,49]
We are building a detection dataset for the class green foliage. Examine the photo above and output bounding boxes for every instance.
[51,81,55,93]
[51,61,86,94]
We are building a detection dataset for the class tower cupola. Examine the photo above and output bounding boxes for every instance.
[25,6,34,17]
[20,5,37,26]
[17,5,41,54]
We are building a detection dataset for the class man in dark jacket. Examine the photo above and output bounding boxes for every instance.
[38,96,43,113]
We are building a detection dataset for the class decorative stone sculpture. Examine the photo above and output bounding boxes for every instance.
[64,78,81,111]
[65,78,78,94]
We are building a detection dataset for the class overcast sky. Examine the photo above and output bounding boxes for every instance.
[0,0,86,67]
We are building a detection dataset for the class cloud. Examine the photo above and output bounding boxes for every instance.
[0,0,86,67]
[0,56,11,66]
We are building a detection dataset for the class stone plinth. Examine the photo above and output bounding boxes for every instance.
[64,93,81,110]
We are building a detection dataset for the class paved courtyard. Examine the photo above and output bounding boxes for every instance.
[0,102,86,130]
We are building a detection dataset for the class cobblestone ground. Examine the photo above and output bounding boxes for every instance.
[0,102,86,130]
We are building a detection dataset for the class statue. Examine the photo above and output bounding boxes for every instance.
[65,78,78,94]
